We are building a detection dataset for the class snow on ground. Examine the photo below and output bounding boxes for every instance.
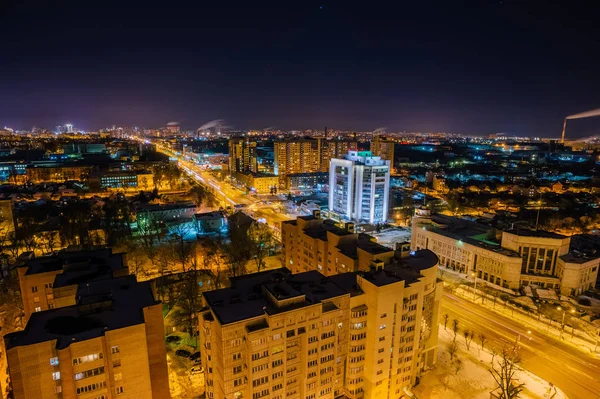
[168,352,204,399]
[414,326,567,399]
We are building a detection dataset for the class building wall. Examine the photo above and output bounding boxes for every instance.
[200,297,350,399]
[282,218,394,277]
[411,218,522,289]
[18,267,60,321]
[556,258,599,296]
[7,322,162,399]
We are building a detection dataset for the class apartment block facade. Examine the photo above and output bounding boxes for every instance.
[229,138,258,175]
[411,211,600,295]
[369,135,394,172]
[16,248,129,321]
[281,212,395,276]
[4,275,169,399]
[274,138,357,188]
[200,249,441,399]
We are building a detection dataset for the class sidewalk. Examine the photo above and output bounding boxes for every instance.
[414,326,568,399]
[440,267,599,355]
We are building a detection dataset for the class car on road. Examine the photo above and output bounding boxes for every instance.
[175,349,192,358]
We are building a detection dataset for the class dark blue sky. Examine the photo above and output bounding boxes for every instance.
[1,0,600,137]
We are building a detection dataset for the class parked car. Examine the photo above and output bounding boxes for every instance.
[189,352,201,362]
[190,366,204,375]
[175,349,192,358]
[166,335,182,344]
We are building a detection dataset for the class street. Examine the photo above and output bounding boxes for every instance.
[443,292,600,399]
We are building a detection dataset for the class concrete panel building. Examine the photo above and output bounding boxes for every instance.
[281,212,395,276]
[199,247,441,399]
[4,274,170,399]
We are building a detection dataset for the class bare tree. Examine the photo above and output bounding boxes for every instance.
[489,343,525,399]
[448,340,458,361]
[479,333,487,351]
[463,330,474,351]
[168,222,194,272]
[443,313,449,330]
[452,319,460,341]
[441,376,450,391]
[248,222,276,273]
[454,359,463,375]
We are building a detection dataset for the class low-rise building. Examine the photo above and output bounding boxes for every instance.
[94,170,153,190]
[236,172,279,194]
[200,248,441,399]
[286,172,329,190]
[194,211,228,236]
[411,212,600,294]
[135,202,197,227]
[282,212,395,276]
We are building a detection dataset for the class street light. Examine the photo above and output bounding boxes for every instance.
[556,306,575,340]
[471,272,478,301]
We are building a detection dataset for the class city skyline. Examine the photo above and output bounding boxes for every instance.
[2,1,600,137]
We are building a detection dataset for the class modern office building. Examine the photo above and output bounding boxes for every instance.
[329,151,390,224]
[282,212,395,276]
[4,275,169,399]
[199,246,441,399]
[411,211,600,295]
[229,138,258,175]
[370,135,395,172]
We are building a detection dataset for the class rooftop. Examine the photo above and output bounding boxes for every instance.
[4,275,158,350]
[205,250,438,325]
[194,211,226,221]
[503,228,566,239]
[203,268,347,325]
[22,248,127,285]
[359,249,438,287]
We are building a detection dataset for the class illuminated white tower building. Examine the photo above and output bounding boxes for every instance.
[329,150,390,224]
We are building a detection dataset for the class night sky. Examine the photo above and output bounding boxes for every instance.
[1,0,600,137]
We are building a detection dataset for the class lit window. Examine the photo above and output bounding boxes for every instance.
[52,372,61,380]
[50,357,59,366]
[111,346,120,354]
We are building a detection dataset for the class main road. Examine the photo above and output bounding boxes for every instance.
[443,292,600,399]
[144,140,292,236]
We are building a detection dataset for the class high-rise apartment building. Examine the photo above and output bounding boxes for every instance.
[370,135,395,172]
[229,138,258,174]
[282,211,395,276]
[199,248,441,399]
[411,211,600,295]
[5,273,170,399]
[16,248,129,321]
[274,138,357,188]
[329,151,390,224]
